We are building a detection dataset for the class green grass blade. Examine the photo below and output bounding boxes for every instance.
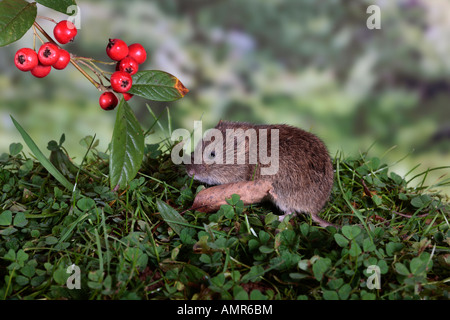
[10,115,74,191]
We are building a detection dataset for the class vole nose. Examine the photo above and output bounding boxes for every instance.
[186,166,194,177]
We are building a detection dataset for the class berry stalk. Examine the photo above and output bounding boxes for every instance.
[32,21,101,90]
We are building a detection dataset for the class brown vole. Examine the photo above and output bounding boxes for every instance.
[185,120,334,227]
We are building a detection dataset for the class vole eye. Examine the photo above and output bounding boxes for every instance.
[210,151,216,158]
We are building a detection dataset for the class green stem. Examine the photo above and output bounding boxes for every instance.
[33,21,102,90]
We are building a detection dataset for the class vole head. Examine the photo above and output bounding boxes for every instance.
[185,121,257,185]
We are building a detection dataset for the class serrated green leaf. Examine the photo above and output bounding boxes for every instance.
[109,99,145,190]
[35,0,77,15]
[129,70,188,101]
[0,0,37,47]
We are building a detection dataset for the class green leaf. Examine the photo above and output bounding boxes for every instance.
[11,116,74,191]
[328,278,344,290]
[342,225,361,240]
[16,249,28,265]
[129,70,189,101]
[156,199,190,236]
[13,212,28,227]
[109,99,145,190]
[395,263,410,276]
[386,242,403,256]
[312,257,331,281]
[349,242,362,257]
[259,245,274,254]
[410,257,429,275]
[4,249,15,261]
[323,290,339,300]
[0,210,12,226]
[334,233,349,247]
[45,236,58,245]
[77,197,95,211]
[9,142,23,156]
[0,0,37,47]
[15,275,29,286]
[411,195,431,208]
[258,230,270,244]
[249,289,267,300]
[372,194,382,206]
[300,223,310,236]
[53,268,68,285]
[338,284,352,300]
[363,238,376,252]
[35,0,77,15]
[233,286,249,300]
[21,264,36,278]
[0,226,17,236]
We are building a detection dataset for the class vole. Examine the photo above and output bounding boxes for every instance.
[185,120,334,227]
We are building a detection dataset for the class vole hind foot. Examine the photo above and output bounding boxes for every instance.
[278,211,337,229]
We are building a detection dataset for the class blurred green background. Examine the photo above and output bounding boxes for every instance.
[1,0,449,195]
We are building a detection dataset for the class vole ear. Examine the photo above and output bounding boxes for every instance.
[216,119,229,129]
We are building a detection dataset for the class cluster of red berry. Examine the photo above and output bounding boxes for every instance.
[13,19,148,111]
[14,20,77,78]
[100,39,147,110]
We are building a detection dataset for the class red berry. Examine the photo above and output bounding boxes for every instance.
[30,63,51,78]
[53,20,77,44]
[117,57,138,75]
[38,42,60,66]
[122,92,134,101]
[99,92,118,110]
[127,43,147,64]
[106,39,128,61]
[53,49,71,70]
[14,48,38,71]
[110,71,132,93]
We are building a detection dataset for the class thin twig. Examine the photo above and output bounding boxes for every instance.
[36,15,58,24]
[33,21,102,90]
[393,211,429,218]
